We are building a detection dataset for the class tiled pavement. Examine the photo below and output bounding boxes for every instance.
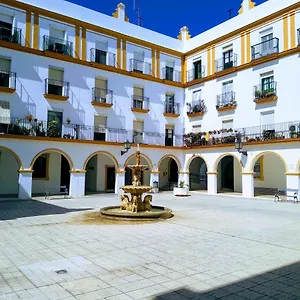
[1,192,300,299]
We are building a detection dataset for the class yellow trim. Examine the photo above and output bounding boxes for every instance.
[151,49,155,77]
[249,0,256,9]
[116,38,121,68]
[254,156,264,181]
[115,170,126,174]
[151,171,159,174]
[91,101,113,108]
[211,45,215,75]
[207,172,218,175]
[181,57,186,84]
[0,87,16,94]
[178,171,189,174]
[0,146,23,169]
[285,172,300,176]
[156,50,160,78]
[207,47,211,76]
[44,94,69,101]
[238,6,243,15]
[32,153,50,181]
[163,113,180,118]
[70,170,86,173]
[83,151,119,170]
[81,27,86,60]
[290,11,296,49]
[246,31,251,63]
[75,25,80,59]
[241,172,255,175]
[18,169,33,173]
[157,155,182,172]
[33,13,39,49]
[296,160,300,173]
[25,10,32,47]
[131,108,149,114]
[124,153,154,170]
[122,40,126,70]
[216,104,237,112]
[283,14,289,51]
[241,32,245,64]
[213,153,244,173]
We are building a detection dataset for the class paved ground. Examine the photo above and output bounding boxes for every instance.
[1,192,300,300]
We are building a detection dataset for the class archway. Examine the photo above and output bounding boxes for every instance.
[158,156,179,190]
[0,147,21,198]
[251,152,287,197]
[31,149,72,197]
[216,154,242,194]
[189,157,208,191]
[84,152,118,194]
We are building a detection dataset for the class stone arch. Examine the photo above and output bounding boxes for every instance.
[185,154,210,172]
[83,151,119,171]
[0,146,23,169]
[124,153,153,170]
[249,151,288,173]
[157,154,182,172]
[30,148,74,171]
[213,153,244,173]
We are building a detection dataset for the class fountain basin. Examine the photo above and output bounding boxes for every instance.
[120,185,152,194]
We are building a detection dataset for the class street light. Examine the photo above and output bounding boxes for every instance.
[235,132,248,156]
[121,140,131,156]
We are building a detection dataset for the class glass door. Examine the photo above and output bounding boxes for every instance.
[47,110,62,137]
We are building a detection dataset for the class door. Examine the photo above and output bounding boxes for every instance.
[0,20,12,41]
[261,111,275,137]
[223,49,233,70]
[165,60,174,80]
[133,120,143,143]
[133,86,144,109]
[47,110,62,137]
[221,156,234,190]
[222,81,233,105]
[106,166,115,192]
[94,115,106,141]
[133,51,144,73]
[193,60,202,79]
[60,155,70,191]
[95,78,107,102]
[165,94,175,113]
[95,40,108,64]
[0,58,10,88]
[49,28,65,52]
[261,33,273,56]
[169,159,178,183]
[165,126,174,146]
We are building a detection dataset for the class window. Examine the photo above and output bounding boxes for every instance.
[133,51,144,73]
[0,101,10,132]
[254,156,264,180]
[0,20,12,42]
[133,120,143,143]
[193,60,202,79]
[33,154,49,180]
[165,93,175,113]
[222,81,233,104]
[94,115,106,141]
[95,78,107,102]
[48,68,64,95]
[192,124,202,133]
[165,125,174,146]
[133,86,144,109]
[48,27,66,54]
[165,60,174,81]
[47,110,62,137]
[0,58,11,88]
[261,76,274,94]
[95,40,108,65]
[223,49,233,69]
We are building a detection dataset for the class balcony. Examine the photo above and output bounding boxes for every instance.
[129,59,151,75]
[0,70,16,93]
[44,78,70,101]
[91,88,113,107]
[216,92,236,111]
[164,101,180,117]
[215,54,237,73]
[90,48,115,67]
[0,26,22,45]
[187,100,206,118]
[298,29,300,46]
[254,81,277,104]
[131,95,150,113]
[43,36,73,56]
[251,38,279,61]
[186,66,205,82]
[161,67,181,82]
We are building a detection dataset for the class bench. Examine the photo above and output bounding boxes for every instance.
[45,186,69,199]
[274,188,298,203]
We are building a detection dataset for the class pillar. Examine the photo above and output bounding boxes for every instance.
[18,170,32,200]
[115,171,125,195]
[69,171,86,197]
[286,173,300,198]
[207,172,217,195]
[178,172,189,187]
[242,173,254,198]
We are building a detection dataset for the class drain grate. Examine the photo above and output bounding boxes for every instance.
[55,269,67,274]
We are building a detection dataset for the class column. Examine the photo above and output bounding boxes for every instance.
[18,170,33,200]
[69,171,86,197]
[286,173,300,198]
[178,172,189,187]
[207,172,217,195]
[115,171,125,195]
[150,171,159,192]
[242,172,254,198]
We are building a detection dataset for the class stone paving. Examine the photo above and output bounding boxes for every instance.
[1,192,300,299]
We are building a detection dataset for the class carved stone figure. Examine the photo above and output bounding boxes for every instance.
[135,150,141,166]
[120,194,130,210]
[132,195,138,213]
[143,195,152,212]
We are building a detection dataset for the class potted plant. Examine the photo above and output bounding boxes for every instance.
[289,125,297,138]
[255,90,261,99]
[26,113,33,122]
[173,181,189,197]
[66,117,71,124]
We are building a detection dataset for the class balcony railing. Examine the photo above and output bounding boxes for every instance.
[161,67,181,82]
[216,92,236,109]
[254,81,277,100]
[215,54,237,72]
[92,88,113,105]
[43,36,73,56]
[0,117,184,146]
[131,95,150,110]
[0,70,16,89]
[45,78,70,97]
[0,26,22,45]
[129,59,151,75]
[297,29,300,46]
[90,48,115,67]
[187,100,206,115]
[164,101,180,114]
[186,66,205,82]
[251,37,279,60]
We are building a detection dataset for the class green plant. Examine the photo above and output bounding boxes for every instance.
[255,90,262,98]
[47,120,60,137]
[193,105,201,113]
[179,181,186,188]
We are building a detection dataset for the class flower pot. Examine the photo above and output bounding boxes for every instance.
[173,187,189,197]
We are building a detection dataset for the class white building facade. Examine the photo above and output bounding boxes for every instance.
[0,0,299,199]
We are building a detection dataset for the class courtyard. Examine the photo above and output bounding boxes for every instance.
[1,193,300,299]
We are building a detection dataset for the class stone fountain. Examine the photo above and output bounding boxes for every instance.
[100,146,172,220]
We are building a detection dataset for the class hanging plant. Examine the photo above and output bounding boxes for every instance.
[26,113,33,122]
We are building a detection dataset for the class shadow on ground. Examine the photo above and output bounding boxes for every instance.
[0,200,92,221]
[154,261,300,299]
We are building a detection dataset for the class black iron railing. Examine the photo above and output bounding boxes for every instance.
[161,67,181,82]
[0,26,22,45]
[0,70,16,89]
[186,66,205,82]
[251,37,279,60]
[215,53,237,72]
[132,95,150,110]
[92,88,113,104]
[129,59,151,75]
[187,100,206,115]
[90,48,115,67]
[43,36,73,56]
[254,81,277,100]
[165,100,180,114]
[216,92,236,108]
[45,78,70,97]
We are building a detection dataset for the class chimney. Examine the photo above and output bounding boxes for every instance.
[177,26,191,41]
[112,3,129,22]
[238,0,256,15]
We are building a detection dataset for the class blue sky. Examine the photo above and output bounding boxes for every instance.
[66,0,268,38]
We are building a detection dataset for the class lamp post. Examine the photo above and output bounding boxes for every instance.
[235,132,247,156]
[121,140,132,156]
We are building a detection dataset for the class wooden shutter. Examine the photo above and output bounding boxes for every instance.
[94,115,106,133]
[134,51,144,61]
[95,78,107,90]
[133,86,143,97]
[192,124,201,133]
[0,14,13,24]
[50,27,64,40]
[0,101,10,124]
[0,58,10,72]
[222,119,233,130]
[49,68,63,81]
[261,111,274,126]
[166,60,175,67]
[133,120,143,132]
[193,90,201,101]
[96,40,108,51]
